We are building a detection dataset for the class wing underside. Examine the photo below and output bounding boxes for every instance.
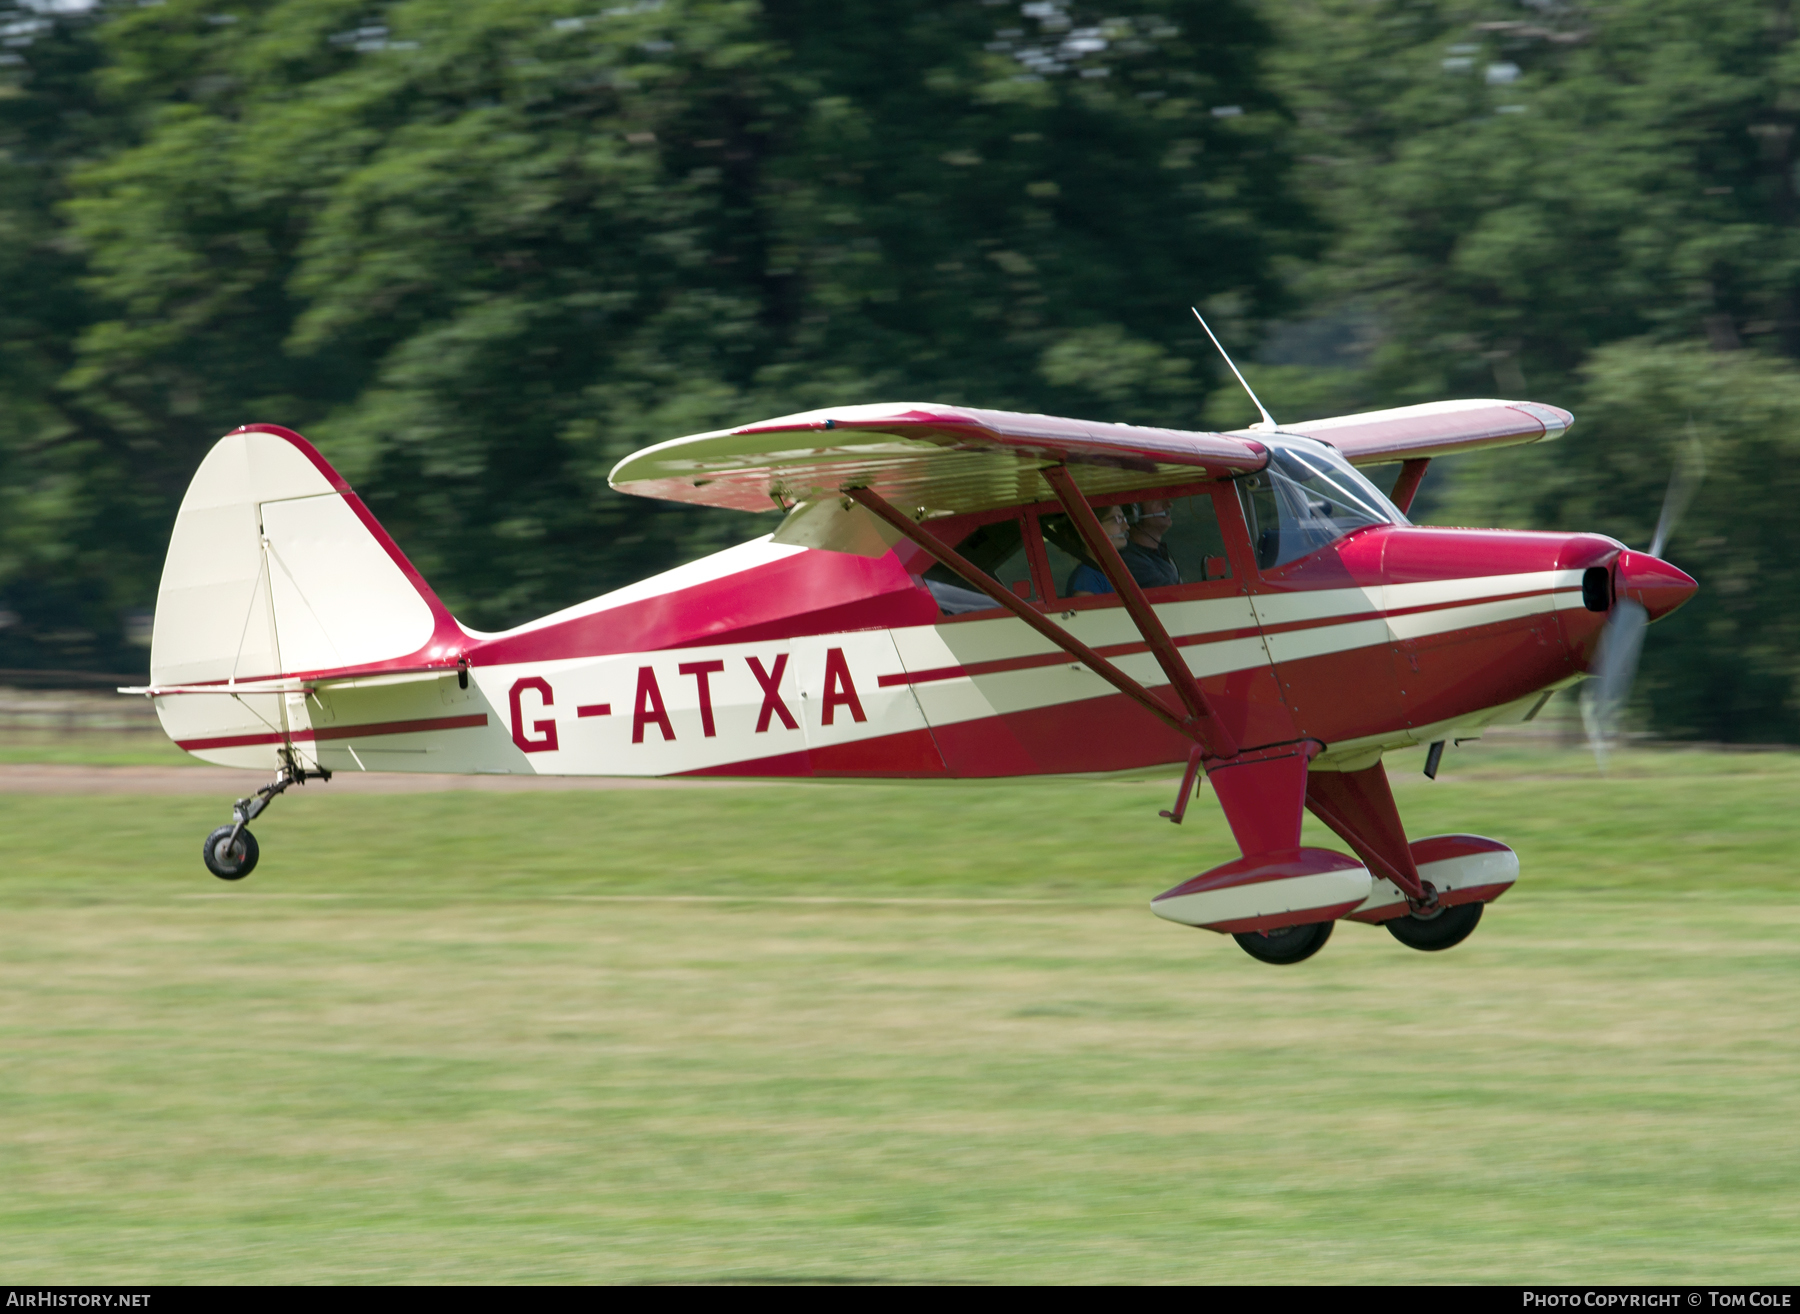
[607,403,1268,518]
[607,397,1574,518]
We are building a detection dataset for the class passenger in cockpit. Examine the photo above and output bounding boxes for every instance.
[1067,501,1181,594]
[1066,505,1131,595]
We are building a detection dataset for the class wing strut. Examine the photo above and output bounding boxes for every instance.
[1041,466,1237,761]
[1390,458,1430,515]
[846,487,1203,744]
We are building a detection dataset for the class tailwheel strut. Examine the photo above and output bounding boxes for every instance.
[202,747,330,881]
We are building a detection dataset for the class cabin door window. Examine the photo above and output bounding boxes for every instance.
[1040,492,1233,600]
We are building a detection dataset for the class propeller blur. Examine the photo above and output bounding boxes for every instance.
[1581,438,1706,767]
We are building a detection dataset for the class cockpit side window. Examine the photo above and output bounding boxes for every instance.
[1238,441,1406,570]
[1042,494,1233,598]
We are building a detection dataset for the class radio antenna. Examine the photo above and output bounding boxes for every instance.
[1192,306,1276,431]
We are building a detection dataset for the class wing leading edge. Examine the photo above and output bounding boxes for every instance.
[1278,398,1572,465]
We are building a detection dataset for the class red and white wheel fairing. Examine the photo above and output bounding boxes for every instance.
[1345,834,1519,923]
[1150,847,1372,933]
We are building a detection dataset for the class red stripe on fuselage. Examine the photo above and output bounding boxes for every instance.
[176,713,489,751]
[675,727,948,778]
[470,553,939,668]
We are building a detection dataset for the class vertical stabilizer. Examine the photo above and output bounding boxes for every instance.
[149,424,459,767]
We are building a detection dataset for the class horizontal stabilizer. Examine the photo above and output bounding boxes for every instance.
[122,666,456,699]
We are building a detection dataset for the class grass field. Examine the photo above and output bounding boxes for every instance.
[0,735,191,766]
[3,738,1798,1282]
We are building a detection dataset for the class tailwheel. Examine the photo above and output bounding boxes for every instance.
[1386,899,1482,952]
[203,825,259,881]
[198,749,328,883]
[1233,919,1333,965]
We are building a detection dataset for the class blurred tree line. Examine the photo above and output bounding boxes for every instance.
[0,0,1795,740]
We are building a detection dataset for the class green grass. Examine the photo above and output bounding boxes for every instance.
[0,733,195,766]
[3,742,1798,1282]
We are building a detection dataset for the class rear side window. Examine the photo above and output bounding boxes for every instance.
[923,515,1036,614]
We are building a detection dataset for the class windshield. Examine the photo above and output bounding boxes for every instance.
[1238,439,1407,570]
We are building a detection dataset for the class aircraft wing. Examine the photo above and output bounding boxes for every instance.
[1275,399,1572,465]
[608,403,1267,518]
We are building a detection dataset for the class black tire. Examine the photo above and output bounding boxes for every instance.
[1233,919,1334,965]
[203,825,259,881]
[1386,899,1482,952]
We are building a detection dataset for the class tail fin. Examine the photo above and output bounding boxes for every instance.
[147,425,462,767]
[151,424,456,688]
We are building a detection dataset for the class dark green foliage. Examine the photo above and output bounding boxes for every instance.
[1435,343,1800,743]
[0,0,1310,643]
[1267,0,1800,400]
[1264,0,1800,739]
[6,0,1800,739]
[0,3,135,671]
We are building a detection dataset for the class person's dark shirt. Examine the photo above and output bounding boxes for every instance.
[1122,541,1180,588]
[1063,545,1179,596]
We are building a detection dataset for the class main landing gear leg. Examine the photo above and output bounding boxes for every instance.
[1304,764,1499,953]
[1147,745,1361,966]
[202,748,330,881]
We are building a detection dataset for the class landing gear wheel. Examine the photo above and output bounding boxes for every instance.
[203,826,259,881]
[1386,899,1482,952]
[198,749,329,884]
[1233,919,1333,965]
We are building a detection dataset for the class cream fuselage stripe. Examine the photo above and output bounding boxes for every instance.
[881,579,1578,689]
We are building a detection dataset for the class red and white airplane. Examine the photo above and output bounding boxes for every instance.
[130,366,1697,963]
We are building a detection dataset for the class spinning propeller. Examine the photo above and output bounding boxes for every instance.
[1580,436,1706,768]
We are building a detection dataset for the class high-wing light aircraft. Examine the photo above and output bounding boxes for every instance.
[129,370,1697,963]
